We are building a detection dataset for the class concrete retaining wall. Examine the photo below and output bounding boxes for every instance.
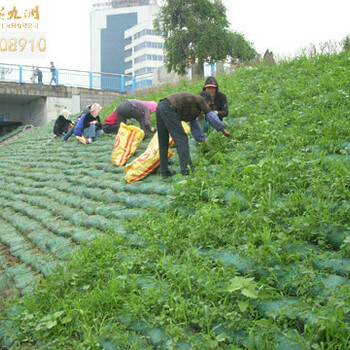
[77,87,124,111]
[46,96,80,123]
[0,82,124,127]
[23,97,47,126]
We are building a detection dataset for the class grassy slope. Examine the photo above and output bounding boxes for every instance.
[1,52,350,349]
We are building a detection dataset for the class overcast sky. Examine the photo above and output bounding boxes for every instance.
[1,0,349,71]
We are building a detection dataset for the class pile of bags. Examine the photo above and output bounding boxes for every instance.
[111,122,190,183]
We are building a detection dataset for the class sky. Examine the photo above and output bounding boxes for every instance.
[1,0,349,72]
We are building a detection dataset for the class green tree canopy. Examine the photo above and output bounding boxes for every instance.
[228,31,258,62]
[154,0,257,76]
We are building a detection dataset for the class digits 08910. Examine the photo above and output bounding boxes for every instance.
[0,37,46,52]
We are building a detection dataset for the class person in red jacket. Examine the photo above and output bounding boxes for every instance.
[102,108,118,134]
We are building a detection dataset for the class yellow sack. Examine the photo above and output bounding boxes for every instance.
[169,121,190,148]
[111,123,145,167]
[181,121,191,134]
[125,132,174,183]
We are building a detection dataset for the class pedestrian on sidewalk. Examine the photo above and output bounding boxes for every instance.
[49,61,57,85]
[34,67,43,84]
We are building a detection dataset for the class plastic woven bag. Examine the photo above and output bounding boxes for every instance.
[125,132,174,183]
[111,123,145,167]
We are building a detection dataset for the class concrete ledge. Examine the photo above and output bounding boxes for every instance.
[0,81,125,126]
[0,81,72,98]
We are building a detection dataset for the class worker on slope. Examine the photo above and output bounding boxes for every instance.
[156,91,231,178]
[202,76,228,121]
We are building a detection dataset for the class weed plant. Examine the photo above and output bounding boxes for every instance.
[1,51,350,349]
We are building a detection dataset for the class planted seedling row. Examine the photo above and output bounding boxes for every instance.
[0,189,101,245]
[0,219,59,278]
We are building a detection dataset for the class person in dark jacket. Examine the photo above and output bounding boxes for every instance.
[202,76,228,121]
[156,91,231,178]
[34,67,43,84]
[53,109,72,138]
[82,103,104,144]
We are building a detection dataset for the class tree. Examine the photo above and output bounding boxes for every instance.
[228,31,257,62]
[263,49,276,66]
[342,35,350,51]
[154,0,256,77]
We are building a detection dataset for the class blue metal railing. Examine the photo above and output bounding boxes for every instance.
[0,63,149,92]
[0,62,231,92]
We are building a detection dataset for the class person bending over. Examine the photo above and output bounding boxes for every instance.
[156,91,231,178]
[116,100,157,137]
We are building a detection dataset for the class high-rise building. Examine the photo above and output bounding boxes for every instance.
[90,0,164,89]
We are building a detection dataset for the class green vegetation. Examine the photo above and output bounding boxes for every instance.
[1,51,350,349]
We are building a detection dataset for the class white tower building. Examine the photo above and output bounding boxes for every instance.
[90,0,164,90]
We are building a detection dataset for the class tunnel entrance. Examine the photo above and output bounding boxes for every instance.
[0,121,22,138]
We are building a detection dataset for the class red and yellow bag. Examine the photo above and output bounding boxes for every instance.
[124,123,189,183]
[124,132,174,183]
[111,123,145,167]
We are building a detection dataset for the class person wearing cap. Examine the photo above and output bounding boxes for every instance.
[63,105,91,141]
[116,100,157,137]
[82,103,104,144]
[53,108,72,138]
[102,108,118,134]
[156,91,231,178]
[202,76,228,121]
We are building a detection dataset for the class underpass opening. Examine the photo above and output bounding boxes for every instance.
[0,122,22,138]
